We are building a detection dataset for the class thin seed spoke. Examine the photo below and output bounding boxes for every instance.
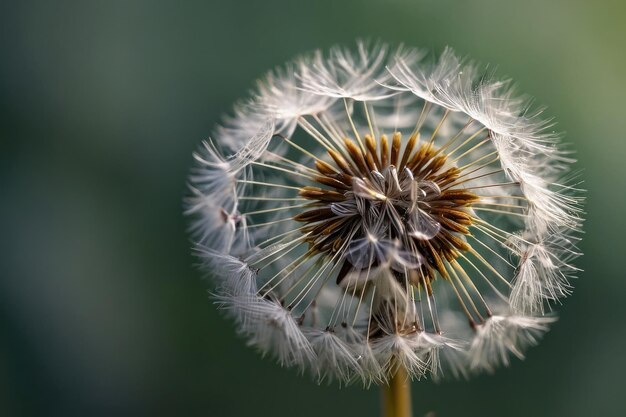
[467,247,512,287]
[427,293,442,334]
[366,286,377,342]
[343,98,367,154]
[472,223,513,247]
[311,114,348,152]
[282,135,324,163]
[246,234,308,266]
[453,155,500,181]
[473,201,528,210]
[320,112,349,145]
[242,203,311,216]
[450,260,493,316]
[445,128,489,157]
[291,231,356,313]
[344,250,373,325]
[443,166,504,191]
[410,100,431,138]
[428,108,450,145]
[457,253,510,299]
[246,216,295,229]
[351,268,372,327]
[324,233,362,327]
[434,120,478,156]
[265,151,320,175]
[292,260,336,318]
[260,252,316,297]
[290,253,340,314]
[458,159,502,184]
[463,181,520,190]
[468,233,516,268]
[257,227,308,247]
[250,161,315,180]
[481,195,528,201]
[256,243,307,276]
[473,207,528,218]
[452,142,495,165]
[446,268,477,325]
[447,263,484,322]
[237,179,301,191]
[298,116,342,155]
[239,196,308,202]
[363,101,376,139]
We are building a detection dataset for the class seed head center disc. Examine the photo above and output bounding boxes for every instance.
[294,132,479,289]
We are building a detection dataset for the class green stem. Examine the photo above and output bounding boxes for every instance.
[381,364,412,417]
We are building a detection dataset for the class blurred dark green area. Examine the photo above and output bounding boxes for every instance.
[1,0,625,416]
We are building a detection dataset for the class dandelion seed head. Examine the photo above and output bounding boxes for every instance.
[186,41,583,385]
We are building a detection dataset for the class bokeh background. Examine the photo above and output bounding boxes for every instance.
[2,0,625,416]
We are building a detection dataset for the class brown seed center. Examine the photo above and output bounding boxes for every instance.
[294,132,479,289]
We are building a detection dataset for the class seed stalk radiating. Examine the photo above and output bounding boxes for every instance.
[186,42,583,394]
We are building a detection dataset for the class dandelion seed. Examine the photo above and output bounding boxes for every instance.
[185,41,583,392]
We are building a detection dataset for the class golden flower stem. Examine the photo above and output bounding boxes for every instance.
[381,364,412,417]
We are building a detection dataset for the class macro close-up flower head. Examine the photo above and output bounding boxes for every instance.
[185,41,583,388]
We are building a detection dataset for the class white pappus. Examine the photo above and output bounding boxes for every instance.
[185,41,584,386]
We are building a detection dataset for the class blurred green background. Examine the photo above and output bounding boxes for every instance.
[2,0,625,416]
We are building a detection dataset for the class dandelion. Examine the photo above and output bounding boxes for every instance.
[186,41,583,416]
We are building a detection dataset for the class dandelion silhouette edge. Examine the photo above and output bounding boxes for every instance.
[185,41,583,385]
